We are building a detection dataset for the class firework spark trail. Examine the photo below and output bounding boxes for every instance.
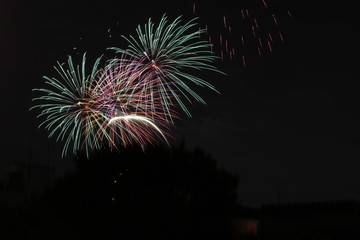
[254,18,259,28]
[262,0,268,8]
[252,25,256,36]
[258,37,263,48]
[191,0,291,66]
[108,114,169,147]
[272,14,278,26]
[287,10,292,18]
[267,40,273,52]
[278,31,284,42]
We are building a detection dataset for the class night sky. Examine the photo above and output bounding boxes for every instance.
[1,0,360,207]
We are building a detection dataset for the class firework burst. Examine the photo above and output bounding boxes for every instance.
[109,14,222,117]
[91,54,176,150]
[31,53,174,157]
[31,15,222,158]
[31,54,105,157]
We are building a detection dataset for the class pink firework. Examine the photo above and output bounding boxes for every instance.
[191,0,292,67]
[89,55,177,150]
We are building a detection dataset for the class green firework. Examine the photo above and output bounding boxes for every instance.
[109,15,223,118]
[31,54,106,157]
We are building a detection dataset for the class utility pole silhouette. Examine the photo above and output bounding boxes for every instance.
[28,140,32,183]
[27,138,32,201]
[47,141,51,185]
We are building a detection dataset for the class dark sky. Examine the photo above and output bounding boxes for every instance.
[1,0,360,207]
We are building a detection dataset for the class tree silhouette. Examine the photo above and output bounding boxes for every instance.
[12,143,239,240]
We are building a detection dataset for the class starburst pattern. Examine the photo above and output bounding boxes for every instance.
[109,14,221,117]
[31,15,220,157]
